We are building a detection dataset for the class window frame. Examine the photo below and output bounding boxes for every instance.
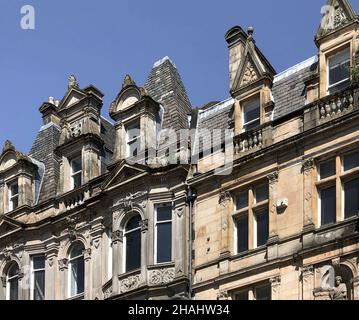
[70,156,83,190]
[6,263,19,301]
[30,255,46,301]
[241,96,261,133]
[154,204,173,265]
[68,244,85,299]
[8,180,19,212]
[123,215,142,273]
[126,120,141,158]
[233,282,272,301]
[327,47,351,95]
[106,229,113,281]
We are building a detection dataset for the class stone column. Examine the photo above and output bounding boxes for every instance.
[267,172,279,260]
[270,275,281,300]
[174,201,186,278]
[111,230,123,296]
[140,219,149,285]
[302,265,314,300]
[234,100,242,136]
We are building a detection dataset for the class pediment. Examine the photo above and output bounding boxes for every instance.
[102,161,148,190]
[0,217,23,238]
[239,57,260,87]
[58,87,87,110]
[316,0,357,39]
[0,141,30,172]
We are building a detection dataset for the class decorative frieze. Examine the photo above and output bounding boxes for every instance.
[148,268,175,286]
[120,275,142,293]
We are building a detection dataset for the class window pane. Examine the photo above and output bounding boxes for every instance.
[243,99,260,123]
[9,278,18,300]
[244,120,261,132]
[236,192,248,210]
[234,291,248,300]
[255,185,269,203]
[343,152,359,171]
[71,257,84,296]
[157,222,172,263]
[256,210,269,247]
[127,124,140,140]
[320,160,336,180]
[321,186,336,226]
[11,197,19,210]
[34,270,45,300]
[126,216,141,232]
[71,157,82,173]
[33,256,45,270]
[126,229,141,272]
[73,172,82,189]
[344,178,359,219]
[128,139,139,157]
[157,206,172,221]
[329,49,350,86]
[10,183,19,195]
[8,264,19,277]
[255,284,271,300]
[236,215,249,254]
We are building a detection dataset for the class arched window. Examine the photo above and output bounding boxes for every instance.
[6,263,19,300]
[124,215,142,273]
[68,242,85,298]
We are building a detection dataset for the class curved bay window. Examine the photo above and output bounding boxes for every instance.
[124,215,142,273]
[6,263,19,300]
[68,242,85,298]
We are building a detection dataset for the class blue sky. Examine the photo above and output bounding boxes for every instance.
[0,0,358,153]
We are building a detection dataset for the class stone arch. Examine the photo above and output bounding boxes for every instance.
[0,258,21,278]
[118,205,146,232]
[338,263,355,300]
[59,235,90,261]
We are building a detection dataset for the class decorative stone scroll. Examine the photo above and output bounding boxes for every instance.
[148,268,175,286]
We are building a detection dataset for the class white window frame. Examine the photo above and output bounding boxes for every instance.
[107,229,113,281]
[30,255,45,300]
[70,156,82,190]
[122,217,142,273]
[68,248,85,298]
[327,48,350,95]
[154,205,173,265]
[6,264,19,300]
[253,209,269,249]
[8,181,19,212]
[126,121,141,158]
[233,192,249,255]
[242,97,261,133]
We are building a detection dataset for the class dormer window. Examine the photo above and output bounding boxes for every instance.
[126,121,141,158]
[8,181,19,211]
[328,48,350,95]
[70,156,82,190]
[242,97,260,132]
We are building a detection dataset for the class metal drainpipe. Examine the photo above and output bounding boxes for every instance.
[186,187,197,300]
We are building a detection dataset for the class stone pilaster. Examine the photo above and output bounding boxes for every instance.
[352,277,359,300]
[270,275,281,300]
[302,265,314,300]
[218,190,231,258]
[58,258,69,299]
[111,230,123,296]
[302,159,315,230]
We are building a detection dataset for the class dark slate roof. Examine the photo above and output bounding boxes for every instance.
[29,123,61,203]
[272,56,318,120]
[100,116,115,152]
[144,57,192,133]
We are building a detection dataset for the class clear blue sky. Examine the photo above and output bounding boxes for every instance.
[1,0,358,153]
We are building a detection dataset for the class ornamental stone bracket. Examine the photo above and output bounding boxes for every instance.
[267,171,279,184]
[148,268,175,286]
[111,230,123,245]
[58,258,69,271]
[301,158,315,175]
[140,219,149,232]
[83,248,92,262]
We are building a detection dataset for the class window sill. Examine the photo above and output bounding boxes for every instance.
[316,215,359,233]
[232,245,268,261]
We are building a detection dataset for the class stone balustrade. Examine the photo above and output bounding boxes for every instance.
[59,186,90,211]
[233,127,263,155]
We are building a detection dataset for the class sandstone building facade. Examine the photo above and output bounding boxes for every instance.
[0,0,359,300]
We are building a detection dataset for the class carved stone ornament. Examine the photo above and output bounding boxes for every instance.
[140,219,149,232]
[301,158,315,174]
[241,60,258,86]
[148,268,175,286]
[83,248,92,261]
[219,191,231,207]
[58,258,69,271]
[175,207,184,218]
[302,265,314,276]
[47,257,54,267]
[66,217,78,241]
[3,247,13,261]
[120,275,141,293]
[267,171,279,184]
[333,6,348,29]
[70,120,83,138]
[111,230,123,244]
[270,275,281,286]
[68,74,79,90]
[115,192,147,212]
[217,290,229,300]
[104,286,113,299]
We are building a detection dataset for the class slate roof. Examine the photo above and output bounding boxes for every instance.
[144,57,192,133]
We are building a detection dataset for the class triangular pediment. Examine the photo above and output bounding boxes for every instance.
[232,33,276,92]
[58,87,87,110]
[0,217,23,238]
[317,0,357,39]
[102,160,148,190]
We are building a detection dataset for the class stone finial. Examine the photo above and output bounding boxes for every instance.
[48,96,55,104]
[122,74,136,89]
[68,74,79,90]
[2,140,15,153]
[55,100,60,107]
[247,26,254,41]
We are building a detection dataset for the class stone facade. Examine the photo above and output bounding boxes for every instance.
[0,0,359,301]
